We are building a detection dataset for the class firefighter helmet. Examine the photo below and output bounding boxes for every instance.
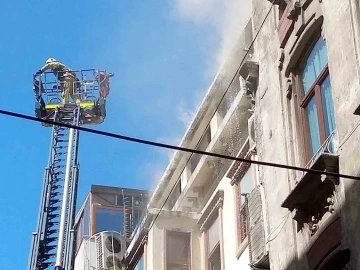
[46,58,57,64]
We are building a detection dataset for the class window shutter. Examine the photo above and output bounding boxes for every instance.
[248,185,270,268]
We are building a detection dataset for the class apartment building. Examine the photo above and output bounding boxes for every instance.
[123,18,266,270]
[73,185,148,269]
[124,0,360,270]
[253,0,360,269]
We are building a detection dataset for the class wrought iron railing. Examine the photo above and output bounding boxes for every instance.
[305,131,336,170]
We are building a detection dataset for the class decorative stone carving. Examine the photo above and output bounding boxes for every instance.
[240,61,259,109]
[287,1,302,20]
[286,76,293,99]
[308,214,320,235]
[278,48,285,70]
[282,153,340,235]
[325,196,335,214]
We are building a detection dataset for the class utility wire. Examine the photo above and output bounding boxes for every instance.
[2,0,358,259]
[0,108,358,180]
[0,1,352,262]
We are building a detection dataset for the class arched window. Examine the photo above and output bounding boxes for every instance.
[299,35,336,160]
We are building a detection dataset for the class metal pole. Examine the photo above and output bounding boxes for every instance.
[55,126,76,269]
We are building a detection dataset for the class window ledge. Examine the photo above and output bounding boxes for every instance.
[235,238,248,259]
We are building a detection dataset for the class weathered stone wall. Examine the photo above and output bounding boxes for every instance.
[252,0,299,269]
[323,0,360,268]
[252,0,360,269]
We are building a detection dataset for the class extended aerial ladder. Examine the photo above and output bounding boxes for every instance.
[28,69,114,270]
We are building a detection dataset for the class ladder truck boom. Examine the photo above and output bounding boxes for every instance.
[28,69,114,270]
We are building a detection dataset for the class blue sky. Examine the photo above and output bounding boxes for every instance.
[0,0,250,268]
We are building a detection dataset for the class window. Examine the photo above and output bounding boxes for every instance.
[83,199,90,236]
[167,181,181,209]
[166,231,191,270]
[206,216,221,270]
[198,190,224,270]
[298,35,335,160]
[134,253,145,270]
[75,199,90,251]
[95,207,124,234]
[235,165,255,245]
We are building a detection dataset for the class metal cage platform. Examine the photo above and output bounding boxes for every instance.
[33,69,114,127]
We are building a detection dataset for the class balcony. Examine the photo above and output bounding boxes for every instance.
[173,84,253,212]
[281,132,339,232]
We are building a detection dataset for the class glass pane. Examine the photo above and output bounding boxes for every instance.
[240,166,255,204]
[209,245,221,270]
[95,208,124,234]
[134,254,144,270]
[306,96,321,155]
[208,216,220,252]
[321,75,336,137]
[302,37,328,94]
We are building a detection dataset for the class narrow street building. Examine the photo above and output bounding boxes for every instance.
[100,1,360,270]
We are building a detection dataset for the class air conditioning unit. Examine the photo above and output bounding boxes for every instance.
[96,231,126,270]
[248,114,256,149]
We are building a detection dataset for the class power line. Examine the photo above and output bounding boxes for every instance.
[0,108,358,180]
[0,3,351,263]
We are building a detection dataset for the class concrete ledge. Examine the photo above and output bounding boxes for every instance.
[148,208,200,219]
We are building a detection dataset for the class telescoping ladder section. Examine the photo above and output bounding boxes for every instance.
[28,106,81,270]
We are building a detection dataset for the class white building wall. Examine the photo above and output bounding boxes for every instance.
[212,176,251,269]
[144,214,202,270]
[74,240,85,270]
[124,5,256,270]
[74,237,97,270]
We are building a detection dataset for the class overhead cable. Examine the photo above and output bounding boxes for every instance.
[0,108,358,180]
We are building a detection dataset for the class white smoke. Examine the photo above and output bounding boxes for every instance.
[175,0,252,74]
[147,0,252,190]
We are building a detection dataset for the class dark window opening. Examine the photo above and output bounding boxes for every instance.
[166,231,191,270]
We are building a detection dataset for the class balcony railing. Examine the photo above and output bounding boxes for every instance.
[305,131,336,170]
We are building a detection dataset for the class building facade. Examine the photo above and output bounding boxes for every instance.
[123,17,262,270]
[124,0,360,270]
[254,0,359,269]
[73,185,148,269]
